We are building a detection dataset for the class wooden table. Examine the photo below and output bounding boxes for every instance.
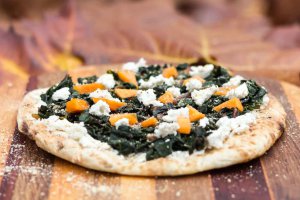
[0,66,299,200]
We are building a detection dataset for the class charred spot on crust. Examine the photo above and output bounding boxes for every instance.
[278,122,285,133]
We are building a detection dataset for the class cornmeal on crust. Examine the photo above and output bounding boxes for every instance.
[17,60,286,176]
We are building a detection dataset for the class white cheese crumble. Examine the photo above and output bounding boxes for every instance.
[96,74,115,89]
[191,85,218,106]
[223,75,245,87]
[262,94,270,106]
[189,64,214,78]
[186,79,202,91]
[40,115,87,137]
[226,83,249,99]
[154,122,179,138]
[199,117,210,128]
[115,118,130,129]
[207,113,256,148]
[89,89,112,98]
[162,107,189,122]
[89,100,111,116]
[122,58,146,73]
[137,89,163,107]
[52,87,70,101]
[89,89,120,102]
[139,75,175,89]
[167,86,181,97]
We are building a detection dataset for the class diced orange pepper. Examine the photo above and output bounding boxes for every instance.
[214,86,237,96]
[109,113,138,126]
[117,70,138,87]
[162,67,178,78]
[177,116,191,134]
[73,83,105,94]
[92,98,127,111]
[187,105,205,122]
[213,97,244,112]
[183,76,205,85]
[158,91,174,104]
[66,98,90,113]
[141,117,158,128]
[114,88,138,99]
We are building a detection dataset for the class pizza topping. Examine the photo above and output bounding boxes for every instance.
[223,75,245,87]
[262,94,270,106]
[122,58,146,73]
[162,66,178,78]
[114,88,138,99]
[139,75,175,89]
[115,118,130,129]
[89,100,111,116]
[191,85,218,106]
[154,122,179,138]
[185,79,203,91]
[96,74,116,89]
[52,87,70,101]
[89,89,113,99]
[214,86,236,96]
[137,89,163,107]
[92,98,126,111]
[38,60,268,161]
[189,64,214,78]
[226,83,249,99]
[177,117,191,134]
[118,70,138,87]
[199,117,210,128]
[166,86,181,97]
[66,98,90,113]
[141,117,158,128]
[207,113,256,148]
[187,105,205,122]
[74,83,105,94]
[109,113,138,126]
[158,91,174,104]
[162,107,189,122]
[213,97,244,112]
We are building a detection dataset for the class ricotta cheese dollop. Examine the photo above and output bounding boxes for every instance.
[154,122,180,138]
[96,74,116,89]
[52,87,70,101]
[162,107,189,122]
[207,113,256,148]
[139,75,175,89]
[191,85,218,106]
[166,86,181,98]
[89,100,111,116]
[226,83,249,99]
[186,79,202,91]
[223,75,245,87]
[189,64,214,78]
[122,58,146,73]
[137,89,163,107]
[115,118,130,129]
[199,117,210,128]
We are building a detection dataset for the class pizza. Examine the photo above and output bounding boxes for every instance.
[17,58,286,176]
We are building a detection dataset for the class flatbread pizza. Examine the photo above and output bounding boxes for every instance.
[17,59,286,176]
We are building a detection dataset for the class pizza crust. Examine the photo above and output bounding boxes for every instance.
[17,88,286,176]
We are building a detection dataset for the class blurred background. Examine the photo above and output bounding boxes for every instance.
[0,0,299,85]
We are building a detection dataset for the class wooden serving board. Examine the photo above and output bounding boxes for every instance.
[0,66,300,200]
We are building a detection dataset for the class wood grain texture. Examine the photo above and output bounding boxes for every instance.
[0,67,300,200]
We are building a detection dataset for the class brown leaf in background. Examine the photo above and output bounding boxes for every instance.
[0,28,29,81]
[1,0,299,85]
[14,0,210,72]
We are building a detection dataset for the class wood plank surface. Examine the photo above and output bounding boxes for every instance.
[0,67,299,200]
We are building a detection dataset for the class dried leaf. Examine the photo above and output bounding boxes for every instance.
[0,28,29,80]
